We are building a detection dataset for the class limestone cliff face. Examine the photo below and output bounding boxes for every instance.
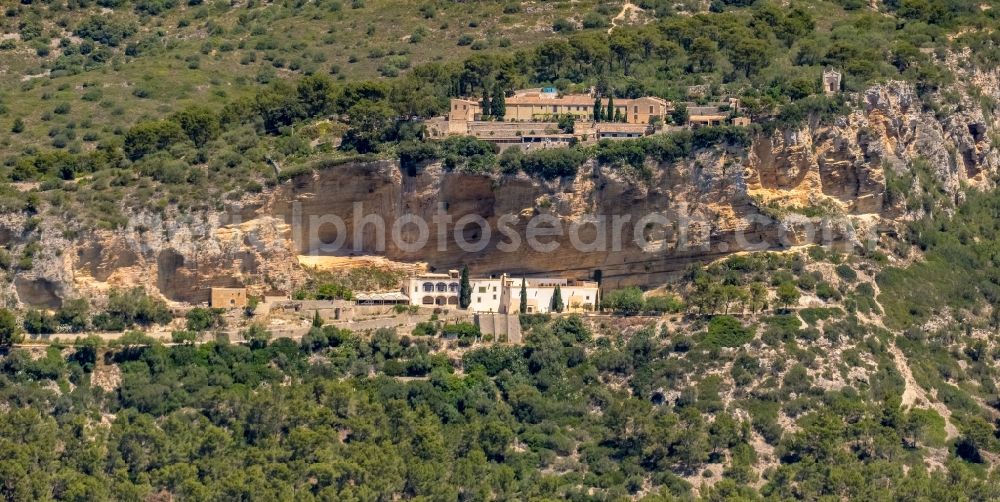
[4,210,304,308]
[5,78,1000,306]
[747,81,998,217]
[264,151,766,289]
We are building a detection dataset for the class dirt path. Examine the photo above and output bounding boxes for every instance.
[888,342,959,440]
[865,285,959,441]
[749,432,779,489]
[892,341,921,409]
[608,2,642,34]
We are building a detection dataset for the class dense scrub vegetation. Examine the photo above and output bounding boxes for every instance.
[2,307,999,499]
[6,191,1000,498]
[2,1,1000,499]
[6,288,175,340]
[0,0,995,230]
[879,184,1000,330]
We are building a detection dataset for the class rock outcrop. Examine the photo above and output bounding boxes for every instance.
[4,78,999,306]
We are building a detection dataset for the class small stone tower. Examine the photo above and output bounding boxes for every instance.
[822,69,842,95]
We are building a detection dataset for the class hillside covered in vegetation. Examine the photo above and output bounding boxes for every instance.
[1,0,995,221]
[2,0,1000,500]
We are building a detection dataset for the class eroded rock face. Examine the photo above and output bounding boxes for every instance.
[14,277,62,308]
[0,209,305,308]
[746,80,999,217]
[263,153,773,289]
[6,78,1000,306]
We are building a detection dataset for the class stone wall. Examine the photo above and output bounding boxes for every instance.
[475,313,523,344]
[210,287,247,309]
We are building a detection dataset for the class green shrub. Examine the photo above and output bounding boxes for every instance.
[393,304,419,315]
[24,310,58,335]
[799,307,844,326]
[703,315,754,348]
[761,314,802,346]
[398,140,440,175]
[602,287,644,315]
[441,322,479,340]
[582,13,610,29]
[440,136,496,174]
[55,299,90,333]
[776,281,800,309]
[835,264,858,282]
[846,283,881,315]
[185,307,226,332]
[123,119,187,161]
[520,147,586,179]
[644,294,685,314]
[412,321,437,337]
[815,281,841,301]
[74,16,137,47]
[135,0,179,15]
[92,287,172,331]
[294,281,353,301]
[552,18,575,32]
[171,330,199,344]
[462,345,527,376]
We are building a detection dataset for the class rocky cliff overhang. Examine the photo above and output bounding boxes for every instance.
[6,78,999,307]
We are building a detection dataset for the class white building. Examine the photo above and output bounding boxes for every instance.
[469,274,598,314]
[469,277,507,313]
[403,271,600,313]
[513,277,599,314]
[404,270,461,307]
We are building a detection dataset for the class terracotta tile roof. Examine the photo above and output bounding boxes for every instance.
[454,94,670,108]
[506,95,598,106]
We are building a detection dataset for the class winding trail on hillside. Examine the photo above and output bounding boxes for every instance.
[887,342,960,440]
[865,283,960,440]
[608,2,642,34]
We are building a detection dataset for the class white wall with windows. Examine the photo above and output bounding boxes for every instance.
[468,279,504,313]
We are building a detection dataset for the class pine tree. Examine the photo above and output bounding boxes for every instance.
[490,84,506,120]
[459,265,472,309]
[593,96,602,122]
[0,308,21,347]
[519,278,528,313]
[551,285,564,313]
[605,96,614,122]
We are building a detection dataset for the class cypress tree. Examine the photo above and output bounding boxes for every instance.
[605,96,614,121]
[312,310,324,328]
[490,84,506,120]
[480,89,491,120]
[519,278,528,313]
[593,96,602,122]
[459,265,472,309]
[551,285,564,313]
